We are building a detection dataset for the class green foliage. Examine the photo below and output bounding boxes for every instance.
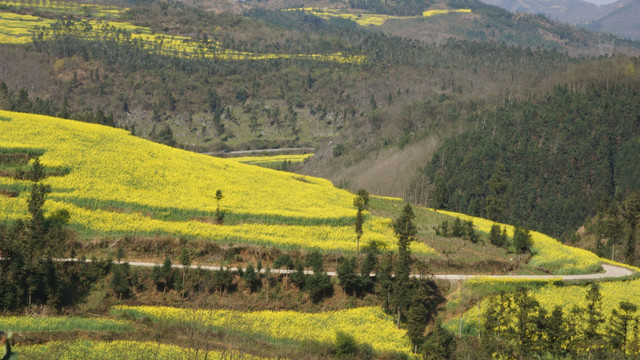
[215,189,225,225]
[489,224,504,247]
[337,256,361,296]
[334,331,357,359]
[243,263,260,293]
[360,249,377,291]
[333,143,346,158]
[273,254,294,269]
[378,253,394,311]
[111,263,132,300]
[354,188,369,253]
[305,251,324,274]
[513,226,533,254]
[432,181,448,210]
[153,125,177,147]
[421,323,456,360]
[583,282,604,350]
[393,204,417,250]
[464,220,478,243]
[485,163,507,222]
[607,301,638,354]
[481,289,545,358]
[305,272,333,303]
[392,204,417,327]
[304,252,333,303]
[213,268,234,294]
[451,217,464,238]
[290,259,306,289]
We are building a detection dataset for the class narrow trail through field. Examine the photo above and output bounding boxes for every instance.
[60,259,634,282]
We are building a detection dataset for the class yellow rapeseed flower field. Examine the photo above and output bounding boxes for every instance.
[0,0,125,18]
[0,111,435,255]
[0,315,131,332]
[111,305,414,356]
[282,7,472,26]
[16,340,273,359]
[0,9,367,64]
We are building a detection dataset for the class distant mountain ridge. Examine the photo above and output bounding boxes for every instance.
[477,0,639,40]
[586,0,640,40]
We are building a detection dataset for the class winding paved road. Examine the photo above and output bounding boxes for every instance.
[430,264,634,281]
[62,259,635,282]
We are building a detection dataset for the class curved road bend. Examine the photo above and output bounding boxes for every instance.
[60,259,634,282]
[430,264,634,281]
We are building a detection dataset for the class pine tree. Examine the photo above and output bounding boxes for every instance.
[243,263,259,293]
[607,301,637,355]
[584,283,604,354]
[304,252,332,303]
[545,306,567,357]
[378,253,393,311]
[452,217,464,237]
[353,188,369,253]
[513,226,533,254]
[464,220,478,243]
[337,256,360,296]
[161,256,173,292]
[290,258,306,289]
[360,249,377,292]
[215,190,225,225]
[407,294,428,353]
[393,204,417,328]
[111,263,131,300]
[489,224,503,247]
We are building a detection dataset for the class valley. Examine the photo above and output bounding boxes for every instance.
[1,0,640,358]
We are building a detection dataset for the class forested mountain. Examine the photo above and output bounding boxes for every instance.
[422,59,640,237]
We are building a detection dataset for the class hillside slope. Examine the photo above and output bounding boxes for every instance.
[0,110,439,254]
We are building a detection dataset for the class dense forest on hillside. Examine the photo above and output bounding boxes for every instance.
[423,60,640,238]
